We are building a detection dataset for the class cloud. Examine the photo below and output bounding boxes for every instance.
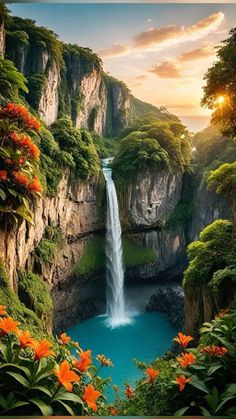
[136,75,147,80]
[150,62,182,78]
[133,12,224,49]
[179,46,215,62]
[98,43,130,59]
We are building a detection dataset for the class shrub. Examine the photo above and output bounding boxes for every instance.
[114,311,236,416]
[0,306,111,415]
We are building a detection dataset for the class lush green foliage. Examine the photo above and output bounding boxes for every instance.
[51,117,100,179]
[207,162,236,217]
[18,270,52,323]
[202,28,236,137]
[0,307,111,415]
[6,16,63,67]
[113,117,191,178]
[26,74,47,109]
[183,219,235,290]
[0,261,42,334]
[0,58,28,100]
[114,311,236,416]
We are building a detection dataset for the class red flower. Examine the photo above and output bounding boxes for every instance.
[0,170,7,181]
[28,177,43,193]
[175,374,190,392]
[54,360,80,392]
[146,367,159,383]
[0,104,40,131]
[110,407,118,416]
[174,332,194,349]
[83,384,102,413]
[177,352,196,368]
[201,345,228,357]
[13,171,29,187]
[125,384,134,399]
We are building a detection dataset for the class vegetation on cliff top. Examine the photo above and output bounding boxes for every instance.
[112,117,191,178]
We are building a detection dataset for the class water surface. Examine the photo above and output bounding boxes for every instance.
[68,312,177,399]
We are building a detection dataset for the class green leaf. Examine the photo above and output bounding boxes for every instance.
[0,394,7,410]
[0,363,31,378]
[53,391,83,405]
[199,405,211,415]
[57,400,76,415]
[29,398,53,416]
[29,385,53,397]
[215,396,236,413]
[189,376,209,394]
[14,206,34,225]
[0,188,6,201]
[8,188,18,197]
[208,364,223,376]
[174,406,190,416]
[6,401,30,411]
[6,371,30,388]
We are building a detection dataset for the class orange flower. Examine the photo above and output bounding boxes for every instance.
[54,359,80,392]
[0,104,40,131]
[13,171,29,187]
[110,407,118,416]
[97,354,113,367]
[175,374,190,392]
[16,329,37,349]
[177,352,196,368]
[83,384,102,413]
[146,367,159,383]
[0,170,7,181]
[32,340,55,360]
[0,305,7,316]
[174,332,194,349]
[125,384,134,399]
[0,316,19,336]
[11,133,40,161]
[28,176,43,193]
[59,332,71,345]
[73,349,92,372]
[71,341,79,348]
[201,345,228,357]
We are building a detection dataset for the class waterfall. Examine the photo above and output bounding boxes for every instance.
[102,158,132,328]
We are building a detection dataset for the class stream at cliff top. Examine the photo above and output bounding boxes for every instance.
[67,312,177,399]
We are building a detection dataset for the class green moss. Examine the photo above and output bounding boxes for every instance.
[0,261,43,334]
[74,236,106,277]
[123,238,156,267]
[74,235,156,276]
[18,270,52,322]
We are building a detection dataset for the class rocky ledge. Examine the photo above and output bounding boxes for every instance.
[145,283,184,327]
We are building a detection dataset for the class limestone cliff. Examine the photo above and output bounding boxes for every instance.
[0,171,105,299]
[0,20,5,56]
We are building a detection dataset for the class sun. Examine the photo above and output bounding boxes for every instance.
[216,96,225,105]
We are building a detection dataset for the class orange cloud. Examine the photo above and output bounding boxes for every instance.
[134,12,224,49]
[98,43,130,59]
[179,46,215,62]
[150,62,182,78]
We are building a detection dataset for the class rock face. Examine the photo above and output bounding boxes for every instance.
[0,172,105,290]
[120,169,183,229]
[0,21,5,56]
[189,179,231,242]
[145,283,184,327]
[38,60,60,126]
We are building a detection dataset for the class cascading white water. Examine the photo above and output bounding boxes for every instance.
[102,158,132,328]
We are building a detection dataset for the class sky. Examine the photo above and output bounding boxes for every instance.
[9,3,236,131]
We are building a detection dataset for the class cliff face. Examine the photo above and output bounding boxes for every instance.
[0,172,105,292]
[120,169,182,229]
[0,20,5,56]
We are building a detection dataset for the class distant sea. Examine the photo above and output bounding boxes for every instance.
[179,115,211,133]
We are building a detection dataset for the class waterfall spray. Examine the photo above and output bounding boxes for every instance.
[102,158,132,328]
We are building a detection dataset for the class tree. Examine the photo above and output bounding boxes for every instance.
[202,28,236,137]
